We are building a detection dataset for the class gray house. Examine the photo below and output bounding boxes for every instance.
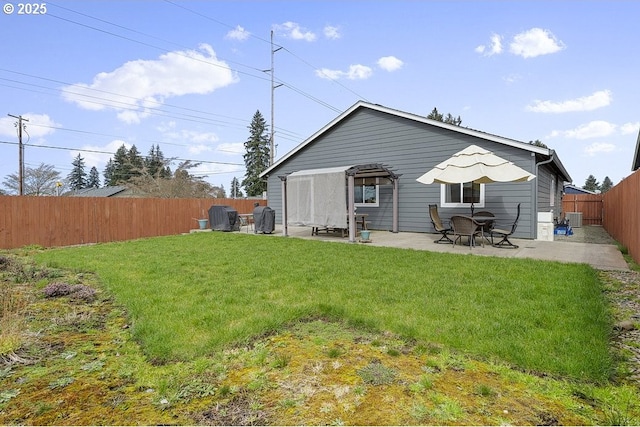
[260,101,571,240]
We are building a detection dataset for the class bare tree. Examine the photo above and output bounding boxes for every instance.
[2,163,62,196]
[128,160,224,198]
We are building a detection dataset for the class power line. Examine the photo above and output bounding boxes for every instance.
[47,0,350,112]
[0,70,305,142]
[0,139,244,167]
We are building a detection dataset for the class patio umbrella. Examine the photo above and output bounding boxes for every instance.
[416,144,536,212]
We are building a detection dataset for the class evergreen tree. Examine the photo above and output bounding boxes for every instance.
[108,144,130,185]
[427,107,443,122]
[145,144,171,178]
[242,110,270,197]
[583,174,600,192]
[67,153,87,191]
[230,177,243,198]
[87,166,101,188]
[103,159,115,186]
[427,107,462,126]
[600,176,613,193]
[528,139,548,148]
[127,145,144,180]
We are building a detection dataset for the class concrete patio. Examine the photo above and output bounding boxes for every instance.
[258,225,628,271]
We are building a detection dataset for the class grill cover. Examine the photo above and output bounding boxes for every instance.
[253,206,275,234]
[208,205,240,231]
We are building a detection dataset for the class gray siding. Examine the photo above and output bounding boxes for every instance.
[265,108,543,239]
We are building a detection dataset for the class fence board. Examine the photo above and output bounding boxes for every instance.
[603,170,640,265]
[0,196,266,249]
[561,194,603,225]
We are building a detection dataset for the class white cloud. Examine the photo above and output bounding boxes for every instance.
[509,28,565,58]
[0,113,60,138]
[584,142,616,156]
[503,74,522,84]
[315,64,373,80]
[550,121,617,140]
[163,129,220,154]
[62,44,238,124]
[225,25,250,41]
[274,22,316,41]
[377,56,404,72]
[620,121,640,135]
[475,33,503,56]
[323,25,341,40]
[526,90,612,113]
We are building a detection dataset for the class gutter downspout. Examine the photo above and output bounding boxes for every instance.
[534,149,555,239]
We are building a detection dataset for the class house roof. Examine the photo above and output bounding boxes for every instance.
[69,186,128,197]
[260,101,571,182]
[563,184,596,195]
[633,129,640,171]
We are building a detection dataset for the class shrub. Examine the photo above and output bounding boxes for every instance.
[43,282,96,302]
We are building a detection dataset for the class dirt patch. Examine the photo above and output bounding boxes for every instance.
[555,225,617,245]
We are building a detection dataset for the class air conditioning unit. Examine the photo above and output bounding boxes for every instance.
[565,212,583,228]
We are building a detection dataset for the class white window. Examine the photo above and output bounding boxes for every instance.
[440,182,485,208]
[550,176,556,207]
[354,178,379,207]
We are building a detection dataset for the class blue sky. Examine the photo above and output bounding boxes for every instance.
[1,1,638,193]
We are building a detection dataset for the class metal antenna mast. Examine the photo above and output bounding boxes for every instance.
[8,114,29,195]
[270,30,283,166]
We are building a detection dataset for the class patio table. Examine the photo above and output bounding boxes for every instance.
[461,215,496,246]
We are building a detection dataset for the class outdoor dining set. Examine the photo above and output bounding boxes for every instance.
[429,203,521,249]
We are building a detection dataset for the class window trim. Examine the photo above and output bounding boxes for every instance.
[440,182,485,209]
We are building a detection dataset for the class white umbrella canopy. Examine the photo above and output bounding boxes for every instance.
[416,144,536,185]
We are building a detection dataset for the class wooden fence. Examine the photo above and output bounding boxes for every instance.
[0,196,266,249]
[602,170,640,264]
[561,194,604,225]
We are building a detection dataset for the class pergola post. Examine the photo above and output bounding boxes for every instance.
[347,174,356,242]
[278,175,288,237]
[392,176,399,233]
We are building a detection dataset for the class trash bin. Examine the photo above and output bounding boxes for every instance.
[253,206,275,234]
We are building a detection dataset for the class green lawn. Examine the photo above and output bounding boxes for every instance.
[34,232,613,382]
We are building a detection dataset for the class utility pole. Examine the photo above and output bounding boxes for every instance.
[8,114,29,195]
[269,30,283,166]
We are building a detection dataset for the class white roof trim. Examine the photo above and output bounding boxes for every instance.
[261,101,567,180]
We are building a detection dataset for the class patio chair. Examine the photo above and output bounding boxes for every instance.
[429,204,453,244]
[450,215,484,248]
[490,203,521,248]
[238,214,253,233]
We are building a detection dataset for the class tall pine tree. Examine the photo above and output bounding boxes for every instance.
[145,144,171,178]
[87,166,101,188]
[583,174,600,192]
[68,153,87,191]
[230,177,243,198]
[600,176,613,193]
[242,110,270,197]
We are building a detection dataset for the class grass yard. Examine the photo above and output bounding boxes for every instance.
[34,232,613,383]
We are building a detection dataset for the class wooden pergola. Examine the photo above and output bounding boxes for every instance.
[279,163,401,242]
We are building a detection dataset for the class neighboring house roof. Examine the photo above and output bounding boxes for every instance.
[633,128,640,171]
[261,101,572,182]
[69,186,128,197]
[563,184,596,195]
